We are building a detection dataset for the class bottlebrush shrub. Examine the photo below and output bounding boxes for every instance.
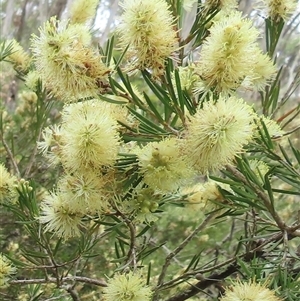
[0,0,299,300]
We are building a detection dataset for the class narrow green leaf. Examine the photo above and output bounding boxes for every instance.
[105,35,115,67]
[264,175,275,206]
[136,225,151,237]
[143,92,165,124]
[99,94,128,104]
[127,106,168,134]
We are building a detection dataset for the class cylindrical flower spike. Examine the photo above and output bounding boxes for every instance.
[39,191,84,239]
[220,280,282,301]
[103,270,152,301]
[260,0,298,21]
[195,11,275,93]
[31,17,110,102]
[183,96,255,173]
[0,164,18,204]
[69,0,98,24]
[0,254,16,288]
[117,0,178,78]
[60,100,121,172]
[135,138,194,193]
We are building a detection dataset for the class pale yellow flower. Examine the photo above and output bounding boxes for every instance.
[57,172,111,214]
[24,70,41,90]
[5,39,31,72]
[31,17,110,101]
[135,138,193,192]
[0,254,16,288]
[39,191,84,239]
[19,91,38,104]
[0,164,18,203]
[37,125,62,165]
[248,159,270,184]
[260,0,298,21]
[172,64,199,95]
[242,49,276,91]
[117,0,177,78]
[256,115,284,138]
[220,280,282,301]
[69,0,98,24]
[103,271,152,301]
[195,11,266,93]
[60,99,121,172]
[182,179,232,210]
[184,96,255,173]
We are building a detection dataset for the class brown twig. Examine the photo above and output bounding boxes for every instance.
[10,276,107,287]
[153,213,217,300]
[0,132,21,178]
[163,230,298,301]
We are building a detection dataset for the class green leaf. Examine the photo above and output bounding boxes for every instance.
[0,40,14,62]
[136,225,152,237]
[184,252,202,273]
[99,94,128,104]
[137,243,165,260]
[143,92,165,124]
[127,106,168,134]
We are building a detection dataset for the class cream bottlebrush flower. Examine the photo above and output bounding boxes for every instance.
[60,99,121,172]
[195,11,261,93]
[135,138,193,193]
[39,191,84,239]
[220,280,282,301]
[5,39,31,72]
[37,125,62,165]
[242,48,276,91]
[256,115,284,138]
[19,91,38,104]
[260,0,298,21]
[69,0,98,24]
[172,64,199,95]
[24,70,41,90]
[0,164,18,203]
[57,172,111,214]
[117,0,177,78]
[249,159,269,183]
[103,271,152,301]
[31,17,110,101]
[184,96,255,173]
[0,254,16,288]
[182,179,232,209]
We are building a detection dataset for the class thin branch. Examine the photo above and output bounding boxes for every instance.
[10,276,107,287]
[66,286,80,301]
[163,229,299,301]
[113,204,137,270]
[0,132,21,178]
[159,230,286,291]
[271,67,300,118]
[124,217,137,269]
[156,213,217,289]
[225,165,286,230]
[150,238,185,268]
[165,264,238,301]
